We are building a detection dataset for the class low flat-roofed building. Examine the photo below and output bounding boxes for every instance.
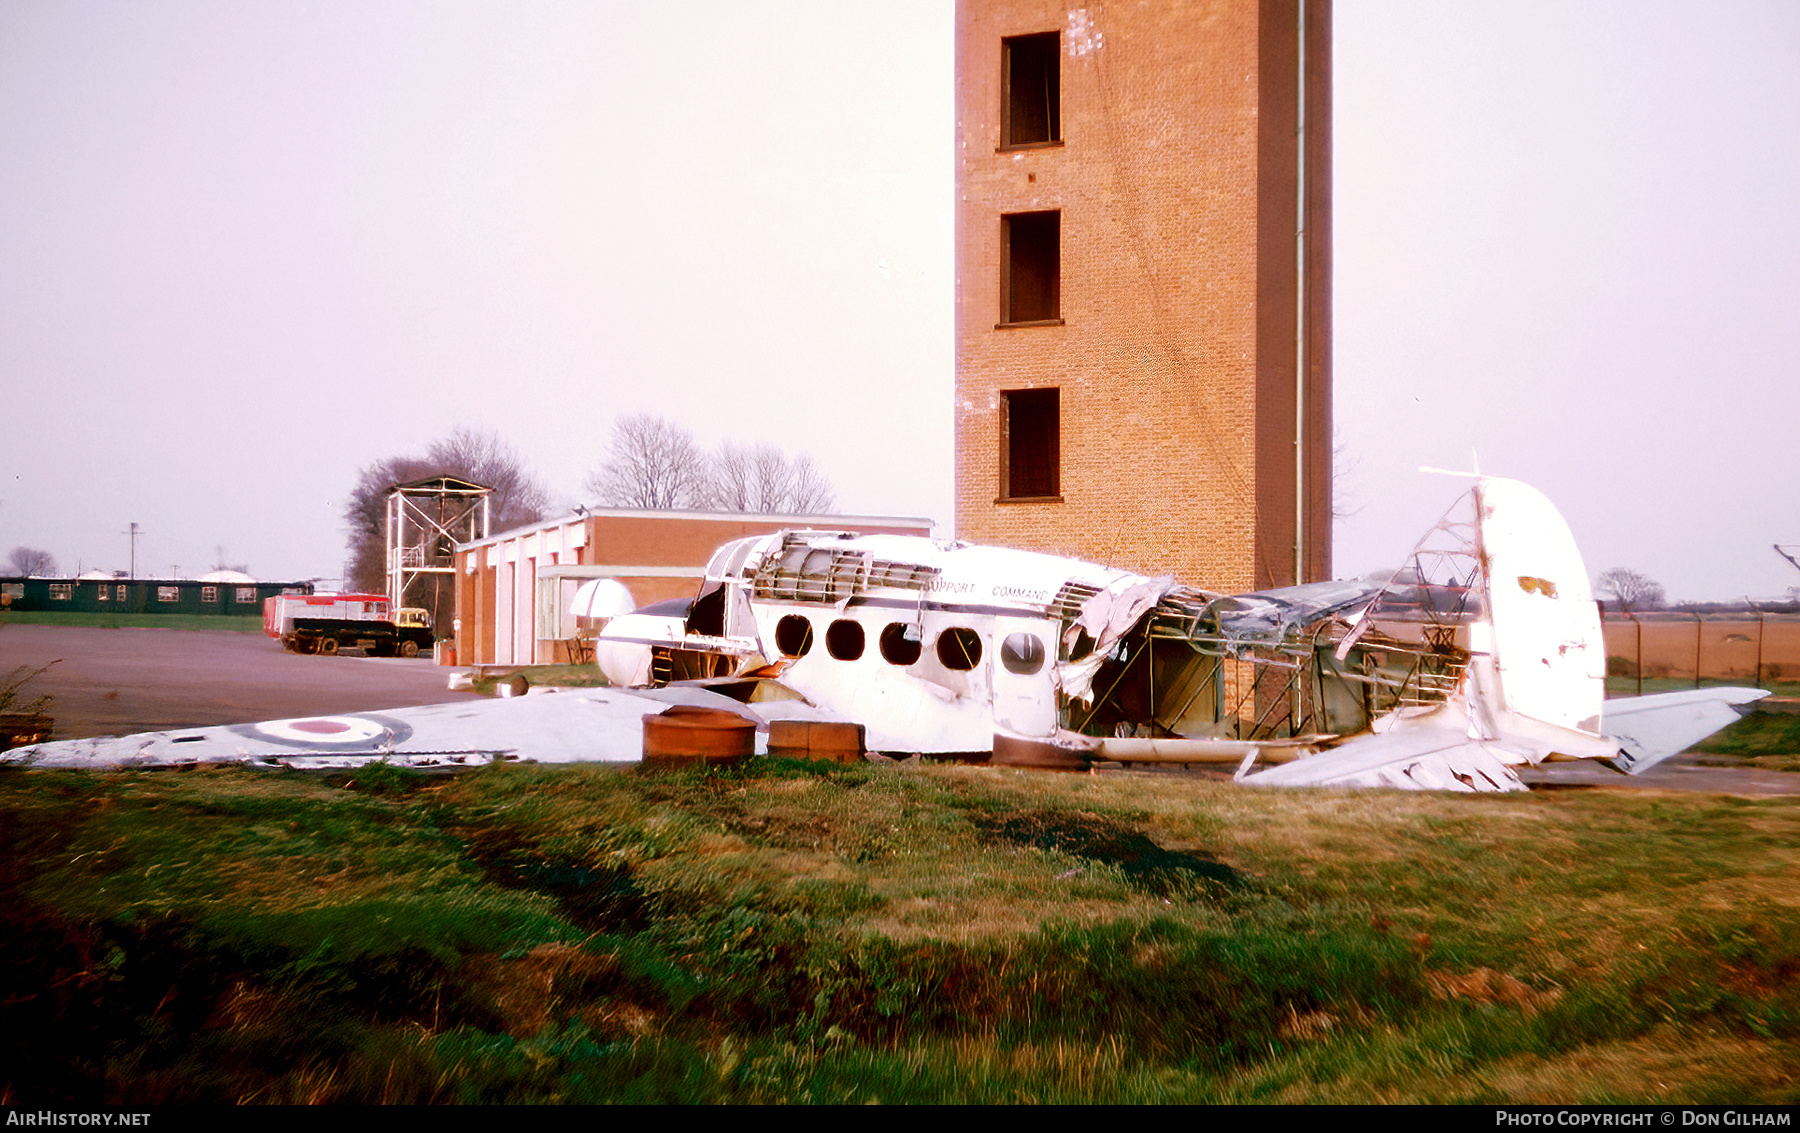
[453,508,935,666]
[0,575,311,616]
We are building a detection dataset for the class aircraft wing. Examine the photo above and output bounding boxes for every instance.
[1598,687,1769,774]
[0,686,760,771]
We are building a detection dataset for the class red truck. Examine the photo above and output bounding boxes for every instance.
[262,593,436,657]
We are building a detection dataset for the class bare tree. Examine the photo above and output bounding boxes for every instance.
[699,442,838,514]
[1332,430,1360,521]
[1596,567,1666,612]
[342,428,550,597]
[768,451,835,514]
[344,455,447,594]
[426,427,550,526]
[584,414,709,509]
[7,547,57,577]
[583,414,840,515]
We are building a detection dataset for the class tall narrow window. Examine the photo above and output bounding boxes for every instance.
[1002,388,1060,499]
[1002,210,1060,325]
[1003,32,1060,147]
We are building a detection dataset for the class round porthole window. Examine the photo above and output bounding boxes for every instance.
[937,626,983,671]
[826,619,865,661]
[774,614,814,658]
[1000,632,1046,675]
[880,622,922,665]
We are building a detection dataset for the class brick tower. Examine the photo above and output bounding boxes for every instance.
[954,0,1332,591]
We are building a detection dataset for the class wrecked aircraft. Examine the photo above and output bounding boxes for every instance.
[592,477,1766,790]
[2,477,1764,791]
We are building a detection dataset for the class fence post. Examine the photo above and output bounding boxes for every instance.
[1693,610,1704,690]
[1633,611,1643,697]
[1754,602,1766,689]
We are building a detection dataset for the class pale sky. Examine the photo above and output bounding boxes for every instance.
[1,2,1796,602]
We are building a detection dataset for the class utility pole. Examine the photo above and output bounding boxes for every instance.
[122,522,142,579]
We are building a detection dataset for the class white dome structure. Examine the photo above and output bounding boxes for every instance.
[197,569,256,584]
[570,578,636,623]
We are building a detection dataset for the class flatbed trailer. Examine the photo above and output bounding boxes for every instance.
[263,593,435,657]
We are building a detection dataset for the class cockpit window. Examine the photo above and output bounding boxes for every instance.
[707,538,759,580]
[722,539,757,578]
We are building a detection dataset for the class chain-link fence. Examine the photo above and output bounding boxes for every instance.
[1602,611,1800,689]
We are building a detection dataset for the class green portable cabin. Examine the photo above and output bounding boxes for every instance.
[0,576,312,615]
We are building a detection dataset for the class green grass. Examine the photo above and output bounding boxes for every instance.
[1689,712,1800,767]
[1,759,1796,1103]
[0,611,265,632]
[1606,675,1800,699]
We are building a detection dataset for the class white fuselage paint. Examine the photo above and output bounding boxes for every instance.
[596,531,1155,754]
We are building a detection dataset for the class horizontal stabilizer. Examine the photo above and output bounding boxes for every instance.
[1599,687,1769,774]
[1240,713,1528,792]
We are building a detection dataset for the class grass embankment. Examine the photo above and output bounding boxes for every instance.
[0,611,264,632]
[1,759,1796,1104]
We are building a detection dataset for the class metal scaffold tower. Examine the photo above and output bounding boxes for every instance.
[385,477,491,614]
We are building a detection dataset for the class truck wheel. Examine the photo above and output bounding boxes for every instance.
[400,641,419,659]
[318,637,339,656]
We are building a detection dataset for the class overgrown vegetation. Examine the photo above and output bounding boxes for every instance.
[1,760,1795,1103]
[0,624,56,748]
[0,661,54,719]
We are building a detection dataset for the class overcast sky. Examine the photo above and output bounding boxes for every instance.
[1,1,1796,602]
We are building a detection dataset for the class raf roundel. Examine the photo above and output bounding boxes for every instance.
[231,714,413,750]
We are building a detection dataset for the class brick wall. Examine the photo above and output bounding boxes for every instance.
[954,0,1331,592]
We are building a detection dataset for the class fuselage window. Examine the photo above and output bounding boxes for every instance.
[937,626,983,671]
[775,614,814,658]
[879,622,923,665]
[826,618,865,661]
[1000,632,1046,675]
